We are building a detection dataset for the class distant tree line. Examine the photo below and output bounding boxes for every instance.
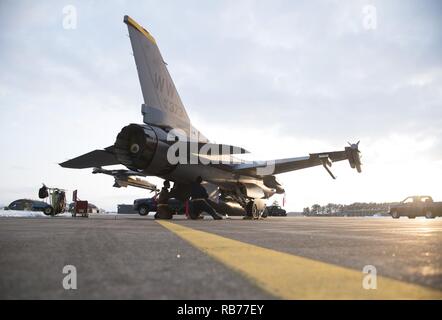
[302,202,399,217]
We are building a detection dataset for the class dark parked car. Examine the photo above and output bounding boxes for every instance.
[5,199,54,215]
[390,196,442,219]
[263,205,287,217]
[133,197,184,216]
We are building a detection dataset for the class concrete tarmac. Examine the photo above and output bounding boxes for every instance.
[0,215,441,299]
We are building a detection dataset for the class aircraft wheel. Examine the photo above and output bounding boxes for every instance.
[391,210,400,219]
[261,208,268,218]
[425,211,435,219]
[245,200,264,219]
[251,203,261,219]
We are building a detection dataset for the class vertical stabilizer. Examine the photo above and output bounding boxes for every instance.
[124,15,191,133]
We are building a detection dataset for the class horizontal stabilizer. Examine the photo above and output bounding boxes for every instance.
[59,147,119,169]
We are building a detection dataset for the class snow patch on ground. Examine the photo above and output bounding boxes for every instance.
[0,210,72,218]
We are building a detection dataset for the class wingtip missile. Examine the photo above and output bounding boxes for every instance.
[346,141,362,172]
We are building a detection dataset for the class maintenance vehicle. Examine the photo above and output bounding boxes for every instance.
[390,196,442,219]
[263,205,287,217]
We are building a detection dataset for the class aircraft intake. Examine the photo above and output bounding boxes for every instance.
[113,124,158,170]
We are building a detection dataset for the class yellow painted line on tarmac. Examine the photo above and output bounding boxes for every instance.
[157,220,442,300]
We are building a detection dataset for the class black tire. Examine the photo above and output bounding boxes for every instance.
[251,203,261,219]
[138,205,150,216]
[408,216,416,219]
[43,206,54,216]
[425,210,435,219]
[261,208,268,218]
[245,201,253,218]
[391,210,400,219]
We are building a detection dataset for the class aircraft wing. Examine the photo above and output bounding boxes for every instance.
[230,142,362,177]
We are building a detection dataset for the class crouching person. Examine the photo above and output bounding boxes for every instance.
[190,176,222,220]
[155,180,173,220]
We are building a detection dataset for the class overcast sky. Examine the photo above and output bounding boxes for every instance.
[0,0,441,211]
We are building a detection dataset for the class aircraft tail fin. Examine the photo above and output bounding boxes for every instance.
[124,15,191,133]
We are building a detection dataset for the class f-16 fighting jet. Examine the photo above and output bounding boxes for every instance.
[60,15,362,218]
